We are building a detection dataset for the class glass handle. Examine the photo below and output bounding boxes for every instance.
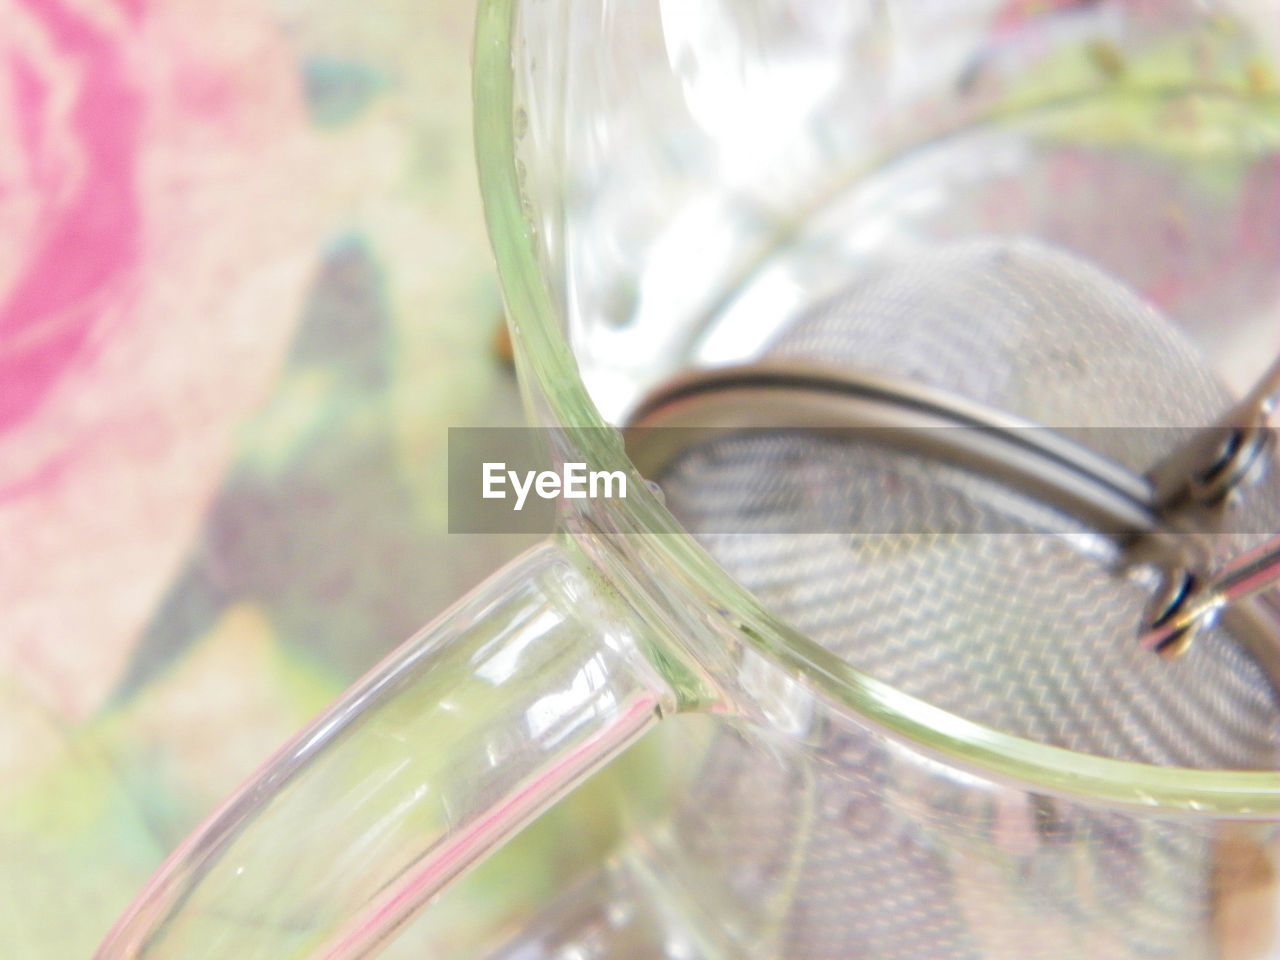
[95,540,675,960]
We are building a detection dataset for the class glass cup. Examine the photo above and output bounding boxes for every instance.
[98,1,1280,958]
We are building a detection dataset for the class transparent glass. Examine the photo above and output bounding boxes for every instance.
[99,2,1279,959]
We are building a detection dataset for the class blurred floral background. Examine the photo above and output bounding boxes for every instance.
[0,0,531,953]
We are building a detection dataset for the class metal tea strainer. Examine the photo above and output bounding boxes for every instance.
[618,238,1279,959]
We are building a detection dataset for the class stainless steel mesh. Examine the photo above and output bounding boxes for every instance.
[648,238,1278,960]
[659,238,1278,765]
[765,238,1228,472]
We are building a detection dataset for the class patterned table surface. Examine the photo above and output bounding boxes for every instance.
[2,1,533,954]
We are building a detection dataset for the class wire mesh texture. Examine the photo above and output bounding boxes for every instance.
[648,238,1278,960]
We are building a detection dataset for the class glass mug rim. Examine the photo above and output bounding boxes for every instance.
[472,0,1279,817]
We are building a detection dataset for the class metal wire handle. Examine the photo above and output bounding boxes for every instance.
[1139,536,1280,655]
[627,357,1279,669]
